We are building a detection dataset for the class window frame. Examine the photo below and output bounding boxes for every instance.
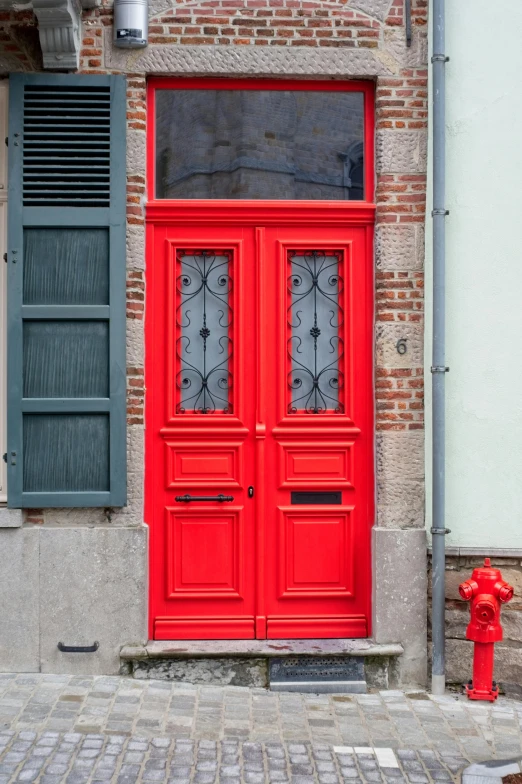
[146,78,375,207]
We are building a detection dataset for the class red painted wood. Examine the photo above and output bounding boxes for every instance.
[261,225,373,638]
[146,79,375,641]
[266,617,368,639]
[147,227,258,639]
[155,617,255,640]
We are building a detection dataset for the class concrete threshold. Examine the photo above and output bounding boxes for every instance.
[121,639,404,660]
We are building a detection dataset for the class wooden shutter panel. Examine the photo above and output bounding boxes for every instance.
[7,74,127,508]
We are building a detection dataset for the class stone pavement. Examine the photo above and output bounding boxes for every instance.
[0,674,522,783]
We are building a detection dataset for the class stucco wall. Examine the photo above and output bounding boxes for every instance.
[425,1,522,548]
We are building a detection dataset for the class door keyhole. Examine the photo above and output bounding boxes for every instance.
[248,486,254,498]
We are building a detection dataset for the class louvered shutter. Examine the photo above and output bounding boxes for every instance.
[7,74,127,508]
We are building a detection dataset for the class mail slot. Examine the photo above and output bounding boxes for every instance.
[291,491,342,505]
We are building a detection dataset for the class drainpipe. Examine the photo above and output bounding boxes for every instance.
[431,0,450,696]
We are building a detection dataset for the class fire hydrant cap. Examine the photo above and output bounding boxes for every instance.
[474,597,497,624]
[459,580,477,601]
[498,583,514,603]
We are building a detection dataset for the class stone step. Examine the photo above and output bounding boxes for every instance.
[120,639,403,692]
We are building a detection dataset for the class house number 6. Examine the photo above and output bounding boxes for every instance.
[396,338,408,355]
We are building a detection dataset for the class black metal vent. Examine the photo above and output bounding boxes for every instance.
[291,491,342,505]
[23,85,111,207]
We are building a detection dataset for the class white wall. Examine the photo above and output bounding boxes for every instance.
[425,2,522,548]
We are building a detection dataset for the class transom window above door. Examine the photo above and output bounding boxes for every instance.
[150,79,373,201]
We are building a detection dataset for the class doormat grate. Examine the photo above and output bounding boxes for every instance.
[269,656,366,694]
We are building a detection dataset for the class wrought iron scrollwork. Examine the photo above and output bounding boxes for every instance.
[176,250,233,414]
[288,250,344,414]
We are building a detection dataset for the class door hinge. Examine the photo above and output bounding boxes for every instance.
[2,453,6,463]
[3,253,7,263]
[4,137,7,147]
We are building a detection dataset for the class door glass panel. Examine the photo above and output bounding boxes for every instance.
[288,250,344,414]
[177,250,233,414]
[156,90,364,200]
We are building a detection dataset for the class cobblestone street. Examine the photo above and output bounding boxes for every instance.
[0,675,522,783]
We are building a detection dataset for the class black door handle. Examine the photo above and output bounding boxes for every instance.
[175,494,234,503]
[58,642,99,653]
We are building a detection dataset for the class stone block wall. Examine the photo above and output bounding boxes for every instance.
[0,526,148,674]
[428,555,522,697]
[0,0,429,683]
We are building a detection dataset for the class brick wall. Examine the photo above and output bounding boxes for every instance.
[144,5,382,47]
[0,9,41,70]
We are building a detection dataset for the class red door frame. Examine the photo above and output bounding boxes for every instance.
[146,78,375,204]
[145,78,376,641]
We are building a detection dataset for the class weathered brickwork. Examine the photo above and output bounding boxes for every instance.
[124,79,147,435]
[24,509,43,525]
[127,367,145,427]
[145,7,381,48]
[385,0,403,26]
[376,368,424,430]
[429,555,522,697]
[0,9,41,70]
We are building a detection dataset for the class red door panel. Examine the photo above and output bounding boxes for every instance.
[260,225,373,639]
[147,224,257,639]
[146,207,374,640]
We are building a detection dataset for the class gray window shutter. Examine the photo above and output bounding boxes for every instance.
[7,73,127,508]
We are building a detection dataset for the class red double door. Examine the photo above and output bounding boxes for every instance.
[146,204,374,640]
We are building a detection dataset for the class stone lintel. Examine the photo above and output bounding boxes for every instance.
[105,38,396,77]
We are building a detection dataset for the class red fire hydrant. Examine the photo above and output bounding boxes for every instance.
[458,558,513,701]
